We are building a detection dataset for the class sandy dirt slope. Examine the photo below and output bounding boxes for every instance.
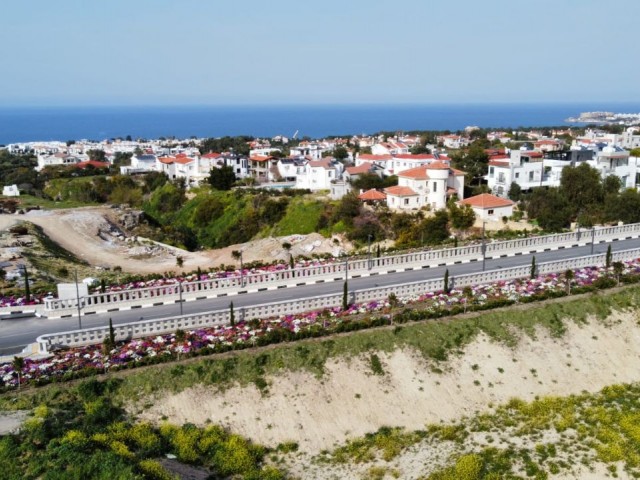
[0,208,349,274]
[140,312,640,456]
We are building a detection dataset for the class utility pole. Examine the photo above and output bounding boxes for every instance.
[367,234,372,270]
[481,221,487,272]
[178,281,183,316]
[591,227,595,255]
[74,269,82,330]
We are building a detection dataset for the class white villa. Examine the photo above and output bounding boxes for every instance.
[295,158,344,191]
[384,162,465,210]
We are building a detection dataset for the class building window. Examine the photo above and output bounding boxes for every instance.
[404,198,409,205]
[515,172,520,179]
[529,171,534,181]
[433,182,437,192]
[488,209,494,215]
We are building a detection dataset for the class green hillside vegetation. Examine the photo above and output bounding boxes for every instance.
[0,379,284,480]
[267,196,325,237]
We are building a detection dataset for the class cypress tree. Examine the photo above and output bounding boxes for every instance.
[530,256,537,279]
[606,244,612,268]
[342,281,348,310]
[229,301,235,326]
[23,266,30,303]
[444,269,450,294]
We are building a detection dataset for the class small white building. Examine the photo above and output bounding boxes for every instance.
[2,185,20,197]
[459,193,514,221]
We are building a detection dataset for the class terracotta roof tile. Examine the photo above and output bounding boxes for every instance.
[358,189,387,200]
[459,193,514,209]
[384,186,418,196]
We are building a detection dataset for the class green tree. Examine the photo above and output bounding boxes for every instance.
[12,356,24,389]
[87,149,107,162]
[526,187,571,232]
[332,146,349,160]
[451,143,489,185]
[23,266,30,303]
[342,280,348,310]
[443,269,450,294]
[530,256,537,279]
[449,203,476,231]
[606,244,612,268]
[612,261,624,285]
[229,301,235,326]
[560,163,603,216]
[565,269,574,295]
[208,165,237,191]
[508,182,522,202]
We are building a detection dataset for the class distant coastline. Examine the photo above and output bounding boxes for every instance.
[565,111,640,125]
[2,102,640,144]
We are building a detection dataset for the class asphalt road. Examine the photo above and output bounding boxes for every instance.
[1,237,637,355]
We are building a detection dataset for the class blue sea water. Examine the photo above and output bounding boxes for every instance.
[1,103,639,145]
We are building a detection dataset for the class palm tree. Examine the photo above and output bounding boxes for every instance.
[12,356,24,390]
[462,286,473,313]
[564,269,574,295]
[612,261,624,286]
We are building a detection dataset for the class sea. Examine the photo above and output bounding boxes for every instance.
[1,102,640,145]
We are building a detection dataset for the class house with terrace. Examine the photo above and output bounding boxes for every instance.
[384,162,465,210]
[295,158,344,191]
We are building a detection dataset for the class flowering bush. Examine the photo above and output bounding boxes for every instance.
[2,259,639,390]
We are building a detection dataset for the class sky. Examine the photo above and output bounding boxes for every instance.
[1,0,638,106]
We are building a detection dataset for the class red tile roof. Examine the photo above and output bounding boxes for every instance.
[384,186,418,196]
[358,154,393,161]
[397,166,430,179]
[76,160,109,169]
[346,164,372,175]
[250,155,273,162]
[358,189,387,201]
[201,152,222,159]
[489,160,510,167]
[459,193,514,209]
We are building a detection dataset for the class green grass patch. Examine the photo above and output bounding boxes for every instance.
[14,194,99,210]
[270,196,325,236]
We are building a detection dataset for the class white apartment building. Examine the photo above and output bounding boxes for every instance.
[487,146,636,196]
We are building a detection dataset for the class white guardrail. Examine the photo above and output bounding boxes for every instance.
[39,222,640,317]
[35,247,640,354]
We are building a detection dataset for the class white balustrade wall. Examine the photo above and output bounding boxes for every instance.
[40,222,640,316]
[36,247,640,353]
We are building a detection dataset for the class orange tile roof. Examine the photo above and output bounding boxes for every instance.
[250,155,273,162]
[158,156,175,164]
[425,161,452,170]
[459,193,514,209]
[201,152,221,159]
[397,166,430,179]
[174,157,194,165]
[346,164,372,175]
[358,189,387,201]
[489,160,510,167]
[76,160,109,169]
[384,186,418,196]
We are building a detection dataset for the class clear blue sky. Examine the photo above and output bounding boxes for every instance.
[1,0,637,106]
